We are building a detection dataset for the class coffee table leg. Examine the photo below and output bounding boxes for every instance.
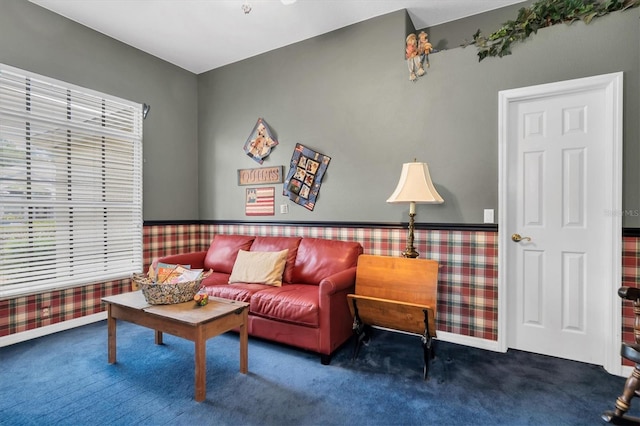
[194,328,206,402]
[240,308,248,374]
[107,304,116,364]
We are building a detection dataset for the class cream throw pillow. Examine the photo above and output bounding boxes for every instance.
[228,249,289,286]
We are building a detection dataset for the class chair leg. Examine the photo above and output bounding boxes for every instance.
[422,334,434,380]
[421,308,434,381]
[616,367,640,417]
[351,299,370,360]
[603,365,640,423]
[352,325,371,360]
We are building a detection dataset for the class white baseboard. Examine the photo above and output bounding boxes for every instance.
[619,365,633,378]
[370,326,504,353]
[436,330,633,378]
[0,311,107,347]
[436,330,505,352]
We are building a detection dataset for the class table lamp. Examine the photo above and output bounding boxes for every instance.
[387,161,443,258]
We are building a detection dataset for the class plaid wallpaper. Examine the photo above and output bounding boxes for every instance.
[0,279,130,336]
[0,223,636,356]
[622,237,640,366]
[198,225,499,339]
[144,223,202,266]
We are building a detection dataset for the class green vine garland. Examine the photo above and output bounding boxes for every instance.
[463,0,640,61]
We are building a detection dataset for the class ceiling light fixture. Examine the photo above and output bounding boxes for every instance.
[241,1,252,14]
[281,0,297,4]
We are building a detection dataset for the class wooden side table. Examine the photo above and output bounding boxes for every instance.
[348,254,439,379]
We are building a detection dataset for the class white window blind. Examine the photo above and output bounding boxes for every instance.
[0,64,143,299]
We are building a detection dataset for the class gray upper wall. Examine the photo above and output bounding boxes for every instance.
[0,0,199,221]
[2,1,639,226]
[198,6,640,226]
[427,0,535,51]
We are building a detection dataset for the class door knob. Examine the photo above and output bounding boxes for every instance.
[512,233,531,243]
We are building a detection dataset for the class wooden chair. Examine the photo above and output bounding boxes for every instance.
[603,286,640,425]
[347,254,439,380]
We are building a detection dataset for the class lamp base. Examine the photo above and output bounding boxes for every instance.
[402,212,419,259]
[401,248,419,259]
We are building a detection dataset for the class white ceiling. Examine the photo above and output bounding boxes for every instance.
[29,0,526,74]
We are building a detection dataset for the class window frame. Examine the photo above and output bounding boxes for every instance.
[0,63,143,299]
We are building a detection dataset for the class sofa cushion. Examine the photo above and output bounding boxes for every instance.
[250,236,301,283]
[250,284,319,327]
[200,271,232,287]
[292,238,363,285]
[228,249,289,286]
[205,282,271,303]
[204,235,255,274]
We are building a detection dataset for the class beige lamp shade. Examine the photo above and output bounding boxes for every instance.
[387,162,444,205]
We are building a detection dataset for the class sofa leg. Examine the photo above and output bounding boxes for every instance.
[321,354,331,365]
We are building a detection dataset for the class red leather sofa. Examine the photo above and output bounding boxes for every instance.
[158,234,363,364]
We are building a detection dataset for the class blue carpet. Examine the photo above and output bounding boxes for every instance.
[0,320,635,425]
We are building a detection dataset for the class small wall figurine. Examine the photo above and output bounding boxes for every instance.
[243,118,278,164]
[405,31,434,81]
[405,33,420,81]
[418,31,433,72]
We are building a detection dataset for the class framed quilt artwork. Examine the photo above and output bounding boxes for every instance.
[283,143,331,211]
[245,187,275,216]
[243,118,278,164]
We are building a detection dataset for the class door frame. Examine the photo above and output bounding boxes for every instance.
[497,72,623,375]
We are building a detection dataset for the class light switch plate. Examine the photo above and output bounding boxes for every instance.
[483,209,494,223]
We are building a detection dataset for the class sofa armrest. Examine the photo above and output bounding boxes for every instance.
[317,266,358,357]
[157,251,208,270]
[318,266,357,296]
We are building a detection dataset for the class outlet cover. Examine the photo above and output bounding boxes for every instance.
[483,209,494,224]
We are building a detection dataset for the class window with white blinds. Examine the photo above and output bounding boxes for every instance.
[0,64,143,299]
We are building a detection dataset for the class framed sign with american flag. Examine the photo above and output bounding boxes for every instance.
[245,187,275,216]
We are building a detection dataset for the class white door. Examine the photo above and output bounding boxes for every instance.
[498,73,623,371]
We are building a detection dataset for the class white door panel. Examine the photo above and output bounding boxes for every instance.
[499,73,622,372]
[510,90,605,363]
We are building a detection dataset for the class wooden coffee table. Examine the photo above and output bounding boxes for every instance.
[102,291,249,402]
